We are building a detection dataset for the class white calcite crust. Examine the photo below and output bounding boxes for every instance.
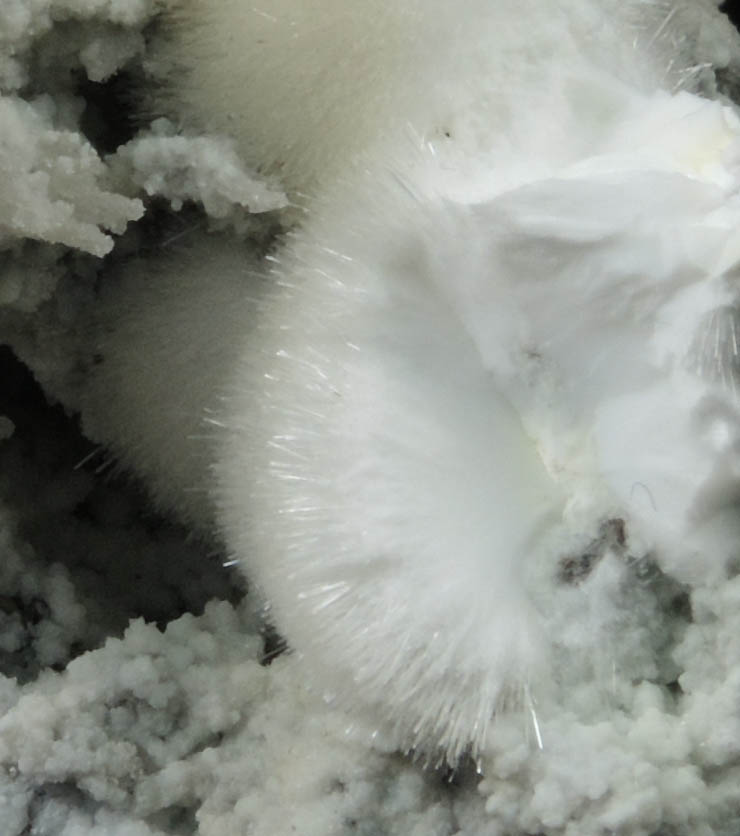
[0,95,143,258]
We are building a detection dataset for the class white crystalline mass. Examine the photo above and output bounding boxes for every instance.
[99,0,740,767]
[6,1,740,835]
[208,81,740,766]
